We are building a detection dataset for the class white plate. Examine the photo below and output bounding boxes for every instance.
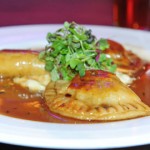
[0,24,150,149]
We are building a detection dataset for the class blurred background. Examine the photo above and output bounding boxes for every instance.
[0,0,149,30]
[0,0,113,26]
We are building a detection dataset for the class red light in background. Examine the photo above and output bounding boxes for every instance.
[126,0,134,27]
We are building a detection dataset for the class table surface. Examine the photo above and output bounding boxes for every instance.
[0,0,150,149]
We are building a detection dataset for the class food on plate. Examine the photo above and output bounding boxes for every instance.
[45,70,150,121]
[39,22,117,81]
[40,22,150,121]
[0,22,150,123]
[0,50,50,92]
[105,39,143,76]
[0,50,47,77]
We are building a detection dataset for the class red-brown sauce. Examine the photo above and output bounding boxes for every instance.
[130,64,150,106]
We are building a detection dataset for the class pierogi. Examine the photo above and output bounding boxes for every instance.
[44,70,150,121]
[105,40,143,76]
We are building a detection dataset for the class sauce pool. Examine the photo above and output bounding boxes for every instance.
[130,64,150,106]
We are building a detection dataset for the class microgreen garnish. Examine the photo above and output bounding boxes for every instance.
[39,22,117,81]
